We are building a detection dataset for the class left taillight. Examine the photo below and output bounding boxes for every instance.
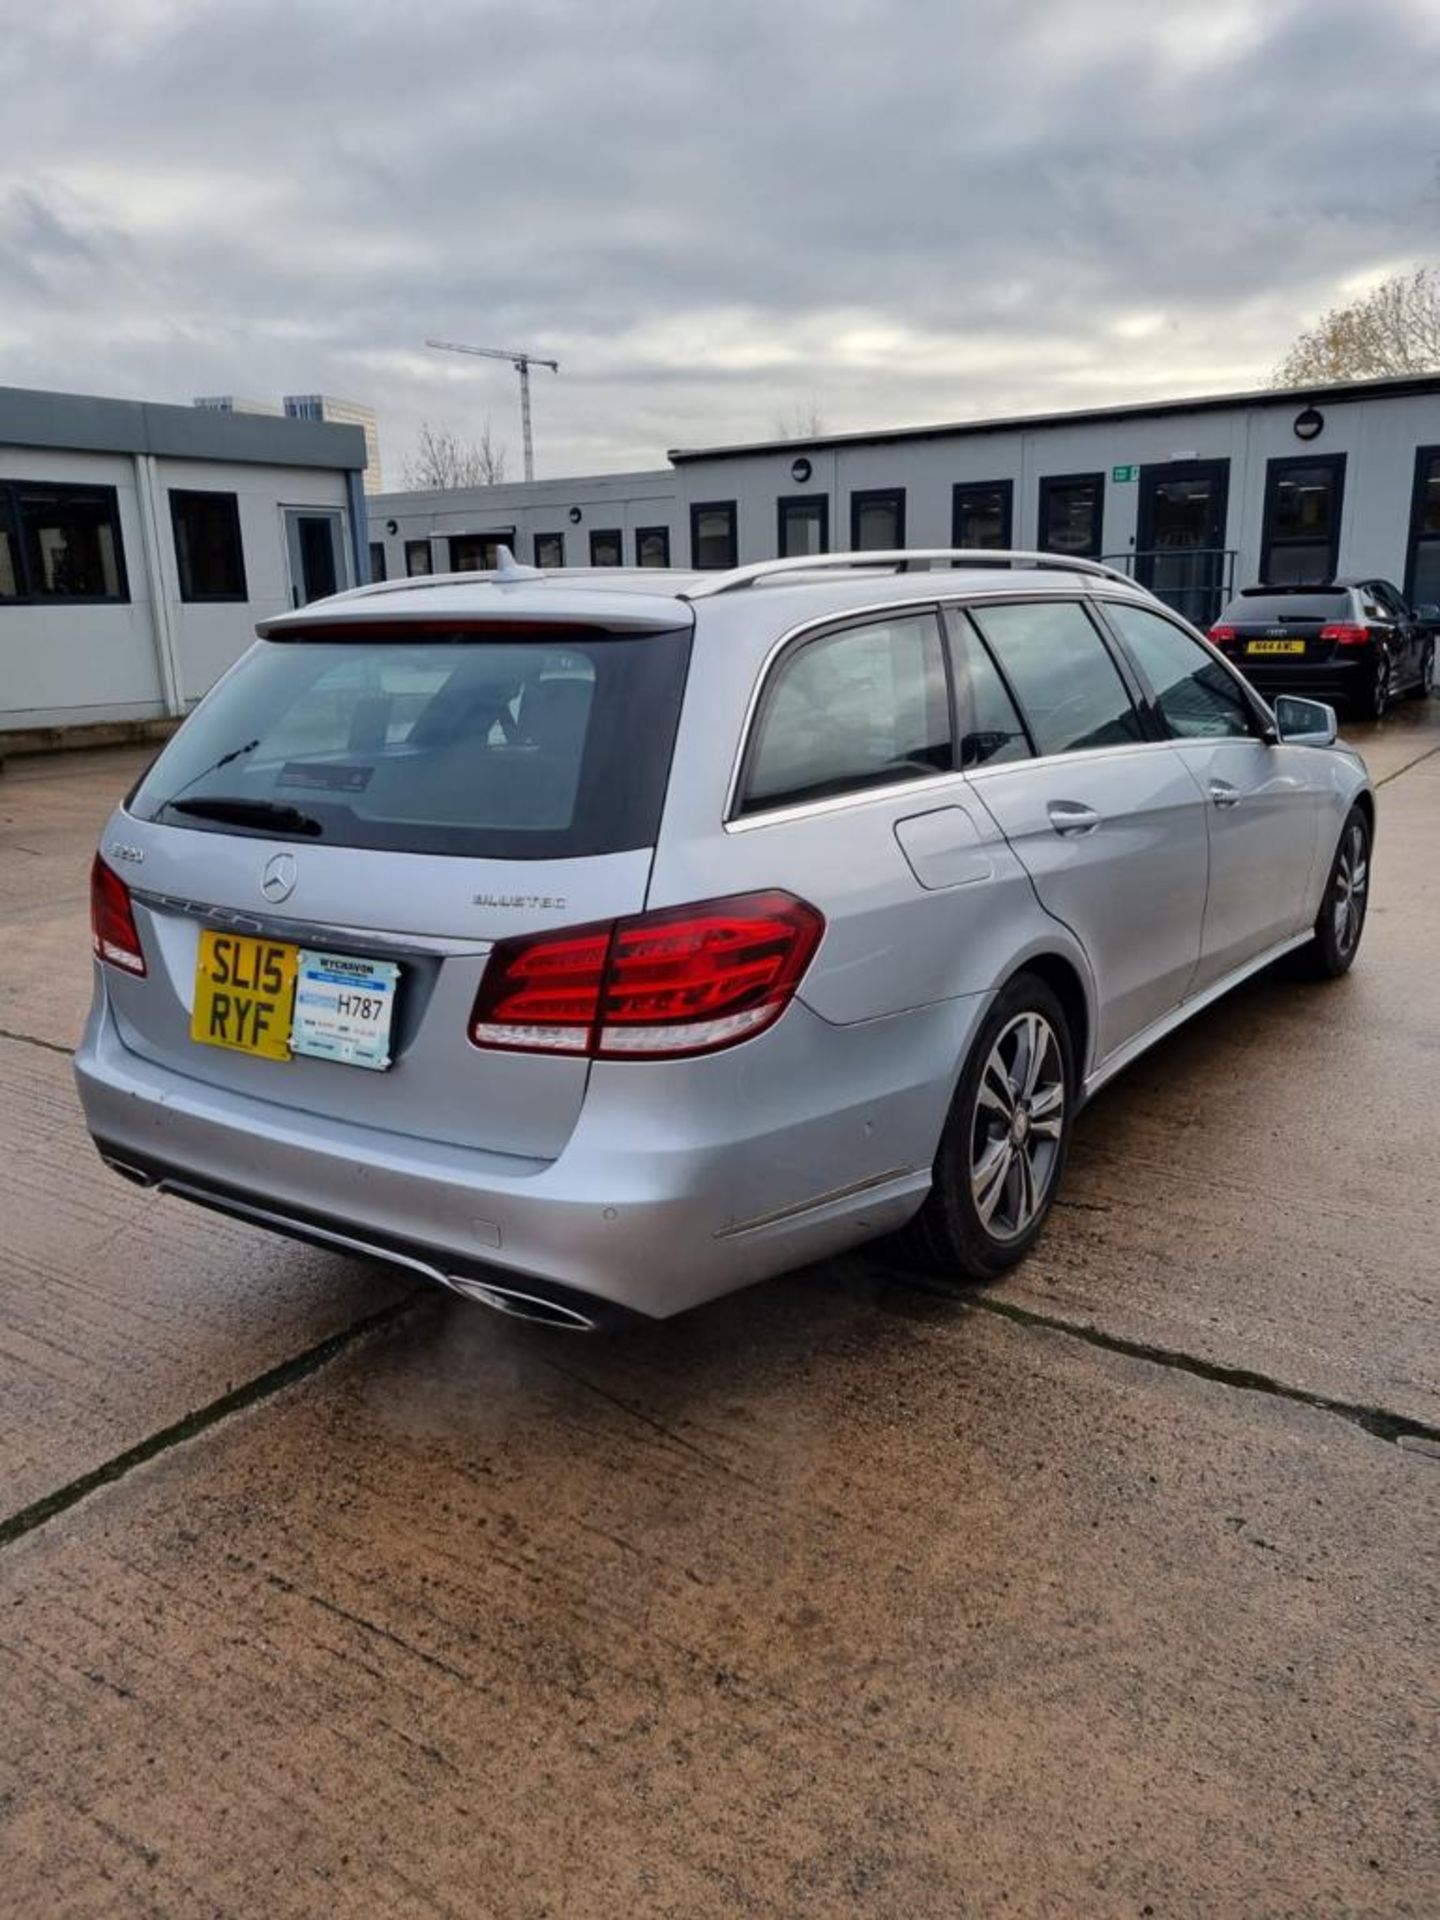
[469,891,825,1060]
[90,853,147,975]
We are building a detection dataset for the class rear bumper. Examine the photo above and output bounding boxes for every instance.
[1224,653,1375,706]
[74,983,986,1321]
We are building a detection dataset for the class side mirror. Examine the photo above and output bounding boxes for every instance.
[1273,694,1338,747]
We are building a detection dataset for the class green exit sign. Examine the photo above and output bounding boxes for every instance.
[1112,464,1139,483]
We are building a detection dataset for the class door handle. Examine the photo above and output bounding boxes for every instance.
[1047,799,1101,836]
[1208,780,1241,808]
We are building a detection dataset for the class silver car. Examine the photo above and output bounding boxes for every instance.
[76,550,1373,1329]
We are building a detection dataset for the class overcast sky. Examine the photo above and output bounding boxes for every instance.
[2,0,1437,488]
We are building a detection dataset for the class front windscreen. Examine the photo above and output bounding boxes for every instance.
[128,626,691,859]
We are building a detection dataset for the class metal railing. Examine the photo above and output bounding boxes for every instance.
[1100,548,1237,629]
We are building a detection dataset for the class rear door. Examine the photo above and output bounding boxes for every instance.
[111,619,691,1161]
[960,598,1210,1063]
[1099,600,1320,986]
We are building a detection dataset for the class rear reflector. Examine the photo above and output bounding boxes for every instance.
[90,853,147,975]
[1207,624,1238,643]
[469,891,824,1059]
[1320,623,1370,647]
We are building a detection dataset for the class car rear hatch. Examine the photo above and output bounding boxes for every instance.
[103,606,692,1162]
[1214,589,1359,665]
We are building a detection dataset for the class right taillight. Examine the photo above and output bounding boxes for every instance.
[90,853,147,975]
[469,891,824,1059]
[1320,623,1370,647]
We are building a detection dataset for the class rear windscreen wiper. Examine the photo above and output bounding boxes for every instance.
[165,796,325,837]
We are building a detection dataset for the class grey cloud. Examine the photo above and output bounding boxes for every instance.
[0,0,1437,473]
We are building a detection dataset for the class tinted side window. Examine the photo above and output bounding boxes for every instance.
[971,601,1142,757]
[949,613,1031,767]
[1104,603,1255,740]
[740,613,951,814]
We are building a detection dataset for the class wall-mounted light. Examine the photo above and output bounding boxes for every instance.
[1294,407,1324,442]
[568,506,583,524]
[385,518,398,535]
[791,457,812,484]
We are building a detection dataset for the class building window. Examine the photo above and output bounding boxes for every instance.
[0,480,127,603]
[404,539,432,577]
[777,495,829,557]
[534,531,565,567]
[0,495,20,600]
[1405,447,1440,605]
[951,480,1013,551]
[450,532,514,572]
[635,526,671,567]
[367,541,387,583]
[850,488,905,551]
[169,490,247,602]
[1260,455,1346,584]
[590,529,623,566]
[690,501,738,569]
[1038,474,1104,558]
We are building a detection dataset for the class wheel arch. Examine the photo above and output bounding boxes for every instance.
[1005,950,1091,1088]
[1352,786,1376,840]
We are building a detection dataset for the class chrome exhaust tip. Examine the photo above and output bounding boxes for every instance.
[102,1153,158,1187]
[444,1274,597,1332]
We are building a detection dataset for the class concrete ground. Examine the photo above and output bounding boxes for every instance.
[1,708,1437,1919]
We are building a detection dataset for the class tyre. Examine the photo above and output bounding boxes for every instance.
[1408,639,1434,699]
[1365,655,1392,721]
[1306,806,1371,979]
[896,970,1075,1284]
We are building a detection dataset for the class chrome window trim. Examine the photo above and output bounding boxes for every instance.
[722,585,1166,829]
[130,888,492,958]
[725,767,973,832]
[960,735,1188,787]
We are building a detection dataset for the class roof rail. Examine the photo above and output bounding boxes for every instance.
[680,548,1136,598]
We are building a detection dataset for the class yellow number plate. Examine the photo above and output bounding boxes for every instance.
[191,929,298,1061]
[1247,639,1305,655]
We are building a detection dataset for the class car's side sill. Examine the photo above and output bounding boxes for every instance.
[1082,931,1314,1105]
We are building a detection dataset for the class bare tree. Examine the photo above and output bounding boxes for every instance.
[403,419,509,489]
[770,396,828,439]
[1273,266,1440,386]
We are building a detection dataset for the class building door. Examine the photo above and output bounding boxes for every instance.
[1405,446,1440,607]
[283,507,349,607]
[1135,459,1231,627]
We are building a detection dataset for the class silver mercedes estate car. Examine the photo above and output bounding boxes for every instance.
[76,549,1373,1329]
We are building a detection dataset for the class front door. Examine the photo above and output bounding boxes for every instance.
[283,508,349,608]
[1135,460,1230,628]
[1097,598,1321,991]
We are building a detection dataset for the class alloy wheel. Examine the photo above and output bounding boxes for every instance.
[970,1011,1065,1243]
[1332,819,1369,959]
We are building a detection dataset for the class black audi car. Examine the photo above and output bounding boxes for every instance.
[1209,578,1435,720]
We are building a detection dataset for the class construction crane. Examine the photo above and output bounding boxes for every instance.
[425,339,559,482]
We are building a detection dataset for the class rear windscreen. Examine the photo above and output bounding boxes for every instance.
[1226,592,1351,622]
[129,627,691,859]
